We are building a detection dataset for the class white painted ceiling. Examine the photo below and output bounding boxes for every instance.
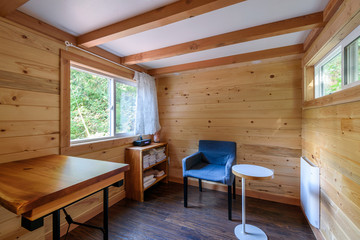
[19,0,329,69]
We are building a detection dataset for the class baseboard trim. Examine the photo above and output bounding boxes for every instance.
[170,176,300,206]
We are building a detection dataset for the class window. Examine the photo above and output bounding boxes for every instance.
[315,47,342,97]
[70,65,136,143]
[344,36,360,85]
[315,25,360,98]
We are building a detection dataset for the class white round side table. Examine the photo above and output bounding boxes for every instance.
[232,164,274,240]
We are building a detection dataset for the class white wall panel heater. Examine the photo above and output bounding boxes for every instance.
[300,156,320,229]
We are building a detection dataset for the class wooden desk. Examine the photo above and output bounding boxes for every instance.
[0,154,129,240]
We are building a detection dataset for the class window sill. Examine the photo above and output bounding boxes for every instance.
[303,84,360,109]
[71,134,134,146]
[61,135,146,156]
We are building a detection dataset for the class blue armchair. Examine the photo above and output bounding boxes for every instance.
[182,140,236,220]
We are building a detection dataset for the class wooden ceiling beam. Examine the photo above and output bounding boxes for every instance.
[323,0,344,23]
[77,0,245,48]
[5,10,147,73]
[303,0,344,51]
[0,0,29,17]
[124,12,323,65]
[148,44,304,76]
[6,10,77,44]
[303,27,323,51]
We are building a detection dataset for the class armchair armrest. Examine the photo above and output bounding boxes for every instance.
[182,152,203,172]
[224,155,236,185]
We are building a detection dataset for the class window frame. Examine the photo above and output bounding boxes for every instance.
[60,50,137,154]
[113,77,137,138]
[69,65,136,144]
[314,25,360,98]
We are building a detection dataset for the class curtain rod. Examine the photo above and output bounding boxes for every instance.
[64,41,138,74]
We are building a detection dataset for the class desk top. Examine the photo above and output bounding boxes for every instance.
[232,164,274,180]
[0,155,129,219]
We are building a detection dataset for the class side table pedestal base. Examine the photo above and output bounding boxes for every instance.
[234,224,267,240]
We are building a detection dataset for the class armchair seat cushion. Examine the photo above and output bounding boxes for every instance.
[184,162,226,183]
[182,140,236,186]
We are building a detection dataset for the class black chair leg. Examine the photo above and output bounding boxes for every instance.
[228,185,232,220]
[184,177,188,208]
[199,179,202,192]
[233,179,236,199]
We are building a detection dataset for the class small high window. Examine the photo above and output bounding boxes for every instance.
[70,65,136,143]
[344,36,360,85]
[315,25,360,98]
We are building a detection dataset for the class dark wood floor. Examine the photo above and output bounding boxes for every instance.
[61,182,315,240]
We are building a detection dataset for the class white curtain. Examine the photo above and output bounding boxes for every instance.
[134,72,161,135]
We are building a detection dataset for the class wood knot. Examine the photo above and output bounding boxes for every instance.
[190,43,199,50]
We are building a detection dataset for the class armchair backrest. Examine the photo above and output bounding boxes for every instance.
[199,140,236,165]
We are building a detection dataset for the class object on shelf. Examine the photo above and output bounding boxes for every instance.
[154,130,161,143]
[143,147,166,168]
[144,169,165,178]
[143,169,165,188]
[144,177,156,188]
[133,138,151,146]
[144,174,155,182]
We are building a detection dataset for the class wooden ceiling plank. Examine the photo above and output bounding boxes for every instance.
[77,0,245,48]
[0,0,29,17]
[124,12,323,65]
[5,10,148,73]
[148,44,304,76]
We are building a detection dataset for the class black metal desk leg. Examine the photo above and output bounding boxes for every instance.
[103,187,109,240]
[53,209,60,240]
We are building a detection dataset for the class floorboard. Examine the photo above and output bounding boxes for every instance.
[61,182,315,240]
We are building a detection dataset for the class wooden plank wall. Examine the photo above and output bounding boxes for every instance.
[156,58,303,204]
[0,17,130,239]
[301,1,360,239]
[302,103,360,240]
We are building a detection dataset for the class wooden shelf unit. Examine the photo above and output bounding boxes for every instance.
[125,142,168,202]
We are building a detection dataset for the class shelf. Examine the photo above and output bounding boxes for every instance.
[144,174,167,191]
[125,142,168,202]
[143,158,167,171]
[126,142,167,151]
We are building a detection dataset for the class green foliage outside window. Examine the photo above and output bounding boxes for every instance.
[70,68,110,141]
[321,53,342,95]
